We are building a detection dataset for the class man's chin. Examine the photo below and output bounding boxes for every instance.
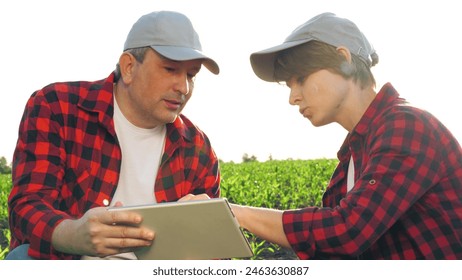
[168,115,179,124]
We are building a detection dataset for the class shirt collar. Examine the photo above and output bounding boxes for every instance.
[337,83,403,161]
[76,72,117,134]
[166,115,194,143]
[352,83,402,136]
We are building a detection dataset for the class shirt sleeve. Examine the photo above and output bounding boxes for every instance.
[8,91,76,259]
[189,134,221,199]
[282,108,444,259]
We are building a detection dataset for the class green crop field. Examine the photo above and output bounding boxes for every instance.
[0,174,11,259]
[0,158,337,260]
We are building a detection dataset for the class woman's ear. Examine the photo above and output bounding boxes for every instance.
[336,46,352,63]
[337,46,355,76]
[118,52,135,84]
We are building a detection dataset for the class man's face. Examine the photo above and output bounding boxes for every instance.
[120,49,202,128]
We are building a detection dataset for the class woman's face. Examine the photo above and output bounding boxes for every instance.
[287,69,350,127]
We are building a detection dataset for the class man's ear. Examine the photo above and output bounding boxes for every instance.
[118,52,135,84]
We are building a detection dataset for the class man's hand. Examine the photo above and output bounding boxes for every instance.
[51,203,155,257]
[178,193,211,202]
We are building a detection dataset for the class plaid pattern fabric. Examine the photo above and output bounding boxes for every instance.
[283,83,462,259]
[8,73,220,259]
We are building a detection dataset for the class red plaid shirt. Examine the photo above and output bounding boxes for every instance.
[8,73,220,259]
[283,83,462,259]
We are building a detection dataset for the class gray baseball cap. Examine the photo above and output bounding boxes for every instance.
[250,12,377,82]
[124,11,219,74]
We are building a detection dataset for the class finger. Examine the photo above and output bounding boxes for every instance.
[90,240,147,257]
[113,201,124,207]
[178,193,211,202]
[178,193,194,202]
[195,193,211,200]
[108,224,155,241]
[104,235,154,250]
[83,225,154,257]
[104,209,143,226]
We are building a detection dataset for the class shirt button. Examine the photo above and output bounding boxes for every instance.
[103,199,110,206]
[369,179,377,185]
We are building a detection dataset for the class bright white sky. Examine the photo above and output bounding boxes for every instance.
[1,0,461,163]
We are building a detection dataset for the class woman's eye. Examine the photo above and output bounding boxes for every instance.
[297,76,306,84]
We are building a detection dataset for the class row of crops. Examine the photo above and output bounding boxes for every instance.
[0,158,338,259]
[0,174,11,259]
[220,159,336,209]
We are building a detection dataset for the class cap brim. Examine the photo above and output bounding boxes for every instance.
[250,39,312,82]
[152,46,220,75]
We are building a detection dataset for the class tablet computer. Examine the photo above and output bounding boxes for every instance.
[108,198,253,260]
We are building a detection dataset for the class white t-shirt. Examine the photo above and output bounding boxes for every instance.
[111,96,166,206]
[347,156,355,192]
[81,96,166,260]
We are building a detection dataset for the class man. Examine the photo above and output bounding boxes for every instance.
[230,12,462,259]
[7,11,220,259]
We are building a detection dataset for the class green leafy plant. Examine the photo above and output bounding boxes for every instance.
[245,231,276,260]
[0,228,10,259]
[0,174,12,259]
[0,158,337,260]
[220,158,337,259]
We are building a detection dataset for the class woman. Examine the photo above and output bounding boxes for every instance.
[231,12,462,259]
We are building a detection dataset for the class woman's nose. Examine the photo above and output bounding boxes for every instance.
[289,87,301,106]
